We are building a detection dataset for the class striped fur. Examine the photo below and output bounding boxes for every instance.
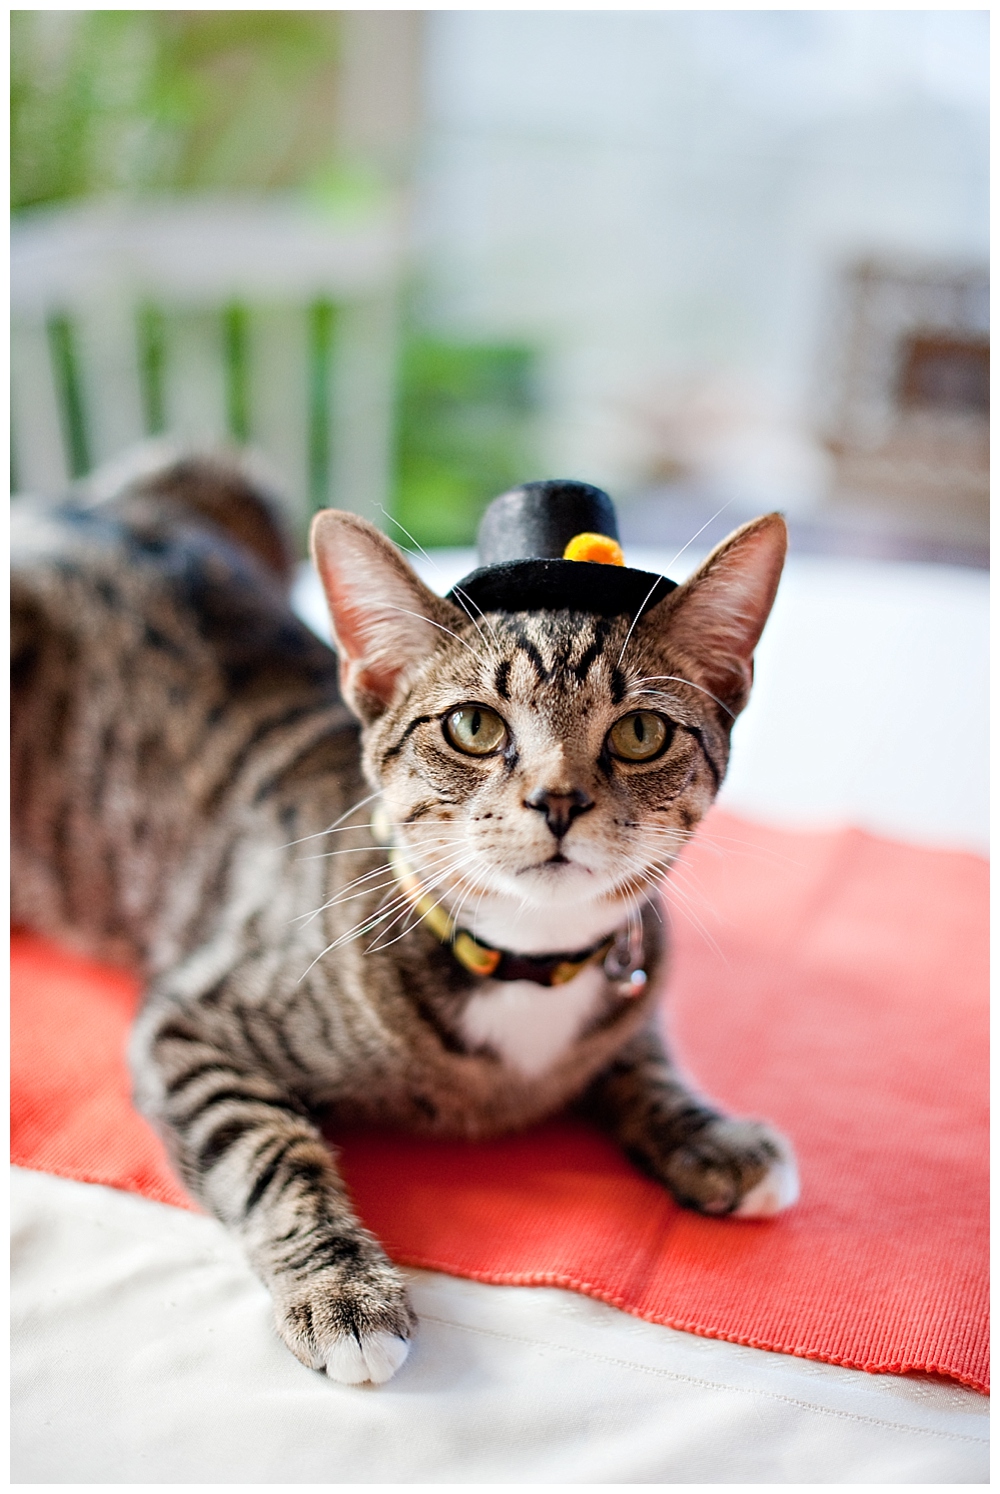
[11,457,795,1385]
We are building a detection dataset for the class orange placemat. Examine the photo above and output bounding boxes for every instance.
[11,810,989,1392]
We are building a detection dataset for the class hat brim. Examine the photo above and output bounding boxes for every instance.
[446,559,677,620]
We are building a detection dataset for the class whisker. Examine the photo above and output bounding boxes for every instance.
[442,869,486,939]
[448,584,502,651]
[363,906,426,956]
[379,506,503,654]
[366,861,483,955]
[300,831,472,863]
[296,853,480,980]
[382,501,508,654]
[660,891,728,967]
[293,842,476,928]
[378,506,439,572]
[277,789,382,850]
[612,500,737,670]
[662,497,735,574]
[684,828,806,872]
[632,675,736,721]
[362,855,483,956]
[291,872,402,929]
[637,856,727,963]
[298,844,384,862]
[377,603,493,665]
[615,573,670,669]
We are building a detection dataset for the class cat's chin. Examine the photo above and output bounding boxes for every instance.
[513,857,601,897]
[462,864,630,955]
[402,838,633,951]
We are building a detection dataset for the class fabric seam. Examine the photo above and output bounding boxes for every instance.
[417,1313,988,1445]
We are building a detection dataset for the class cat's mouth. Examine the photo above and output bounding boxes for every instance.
[526,851,583,873]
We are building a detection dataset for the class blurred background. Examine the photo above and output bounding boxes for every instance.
[11,9,989,560]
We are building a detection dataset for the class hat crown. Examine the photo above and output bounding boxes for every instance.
[477,480,619,565]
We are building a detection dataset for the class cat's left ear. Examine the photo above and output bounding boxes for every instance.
[638,512,787,717]
[311,510,469,721]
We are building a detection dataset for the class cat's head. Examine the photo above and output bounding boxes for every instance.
[311,510,785,930]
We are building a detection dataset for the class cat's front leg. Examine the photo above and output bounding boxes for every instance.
[131,1007,414,1384]
[582,1027,799,1218]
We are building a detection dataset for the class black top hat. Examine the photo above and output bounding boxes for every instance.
[446,480,676,619]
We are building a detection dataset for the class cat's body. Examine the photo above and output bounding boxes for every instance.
[11,457,797,1385]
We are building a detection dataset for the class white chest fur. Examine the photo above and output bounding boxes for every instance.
[458,965,606,1079]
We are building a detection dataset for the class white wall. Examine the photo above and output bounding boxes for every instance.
[414,12,988,507]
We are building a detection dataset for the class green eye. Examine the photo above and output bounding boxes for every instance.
[444,706,508,756]
[608,711,671,762]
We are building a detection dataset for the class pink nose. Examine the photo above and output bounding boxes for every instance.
[524,787,594,839]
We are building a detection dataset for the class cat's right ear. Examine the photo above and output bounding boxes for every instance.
[310,510,467,721]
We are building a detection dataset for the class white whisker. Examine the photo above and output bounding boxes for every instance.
[615,573,670,669]
[377,603,493,665]
[362,855,483,956]
[296,853,479,980]
[633,675,736,720]
[293,841,477,929]
[277,789,382,850]
[366,861,482,956]
[379,506,503,654]
[615,498,738,669]
[662,497,735,574]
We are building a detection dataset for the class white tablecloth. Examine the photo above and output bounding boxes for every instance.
[11,1170,988,1482]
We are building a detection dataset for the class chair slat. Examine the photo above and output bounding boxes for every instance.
[74,301,149,465]
[247,306,311,541]
[11,200,403,533]
[161,311,230,448]
[329,291,398,527]
[10,317,72,495]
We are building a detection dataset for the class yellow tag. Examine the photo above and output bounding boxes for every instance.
[549,959,585,986]
[563,532,625,566]
[452,931,502,978]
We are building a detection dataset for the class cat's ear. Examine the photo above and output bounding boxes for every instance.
[310,510,468,721]
[642,513,787,717]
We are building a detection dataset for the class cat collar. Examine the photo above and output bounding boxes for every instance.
[385,842,648,994]
[446,479,678,620]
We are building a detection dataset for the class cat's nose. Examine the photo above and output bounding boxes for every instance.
[524,787,594,839]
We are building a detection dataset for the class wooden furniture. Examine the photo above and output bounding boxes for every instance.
[11,195,404,541]
[824,260,988,546]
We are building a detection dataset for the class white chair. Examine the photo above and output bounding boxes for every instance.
[10,195,404,541]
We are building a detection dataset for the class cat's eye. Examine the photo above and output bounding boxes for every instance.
[444,705,508,756]
[608,711,672,762]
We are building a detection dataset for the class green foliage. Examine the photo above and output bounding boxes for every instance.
[11,10,342,210]
[393,340,538,547]
[11,13,542,545]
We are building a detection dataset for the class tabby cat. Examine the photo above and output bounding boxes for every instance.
[11,454,797,1386]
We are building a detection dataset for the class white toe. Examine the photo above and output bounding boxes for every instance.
[360,1331,410,1384]
[733,1155,800,1218]
[325,1331,410,1385]
[324,1337,370,1383]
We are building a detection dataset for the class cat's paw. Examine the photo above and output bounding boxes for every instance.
[272,1255,415,1385]
[661,1117,799,1218]
[732,1144,800,1218]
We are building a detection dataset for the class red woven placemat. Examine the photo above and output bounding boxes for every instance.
[11,810,988,1391]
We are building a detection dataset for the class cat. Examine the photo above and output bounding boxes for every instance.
[11,453,797,1386]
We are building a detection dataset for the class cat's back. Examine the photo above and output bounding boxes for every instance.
[11,464,354,967]
[12,481,334,694]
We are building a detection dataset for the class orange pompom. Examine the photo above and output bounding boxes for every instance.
[562,532,625,566]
